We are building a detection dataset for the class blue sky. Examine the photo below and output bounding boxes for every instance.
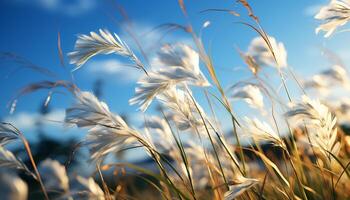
[1,0,349,141]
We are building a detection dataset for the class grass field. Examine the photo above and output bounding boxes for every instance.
[1,0,350,200]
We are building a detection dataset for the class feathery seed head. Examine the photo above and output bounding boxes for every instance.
[157,86,206,131]
[0,146,29,172]
[130,43,209,111]
[229,84,264,109]
[286,96,340,158]
[70,176,105,200]
[0,171,28,200]
[66,91,138,160]
[248,36,287,68]
[39,159,69,193]
[243,117,284,147]
[0,123,19,146]
[224,176,259,200]
[68,29,144,72]
[315,0,350,37]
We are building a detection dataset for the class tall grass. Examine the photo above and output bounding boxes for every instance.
[1,1,350,200]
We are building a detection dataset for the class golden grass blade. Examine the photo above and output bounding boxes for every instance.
[247,148,290,188]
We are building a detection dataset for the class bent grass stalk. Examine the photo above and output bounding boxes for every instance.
[4,123,51,200]
[160,109,197,199]
[185,89,229,185]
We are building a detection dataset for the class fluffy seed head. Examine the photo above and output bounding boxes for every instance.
[0,123,19,146]
[157,86,205,131]
[224,176,259,200]
[130,43,209,111]
[66,91,138,161]
[229,84,264,109]
[70,176,105,200]
[286,96,340,158]
[248,36,287,68]
[68,29,144,72]
[243,117,284,147]
[39,159,69,193]
[315,0,350,37]
[0,172,28,200]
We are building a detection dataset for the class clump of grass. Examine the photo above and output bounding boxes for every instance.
[1,1,350,200]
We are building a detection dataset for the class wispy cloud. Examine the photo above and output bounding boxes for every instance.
[3,109,65,132]
[11,0,96,16]
[304,4,324,16]
[85,59,143,83]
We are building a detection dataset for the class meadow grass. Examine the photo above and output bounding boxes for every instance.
[1,1,350,200]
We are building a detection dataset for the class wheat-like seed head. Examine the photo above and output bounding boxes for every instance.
[286,96,340,158]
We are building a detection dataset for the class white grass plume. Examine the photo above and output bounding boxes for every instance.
[0,171,28,200]
[70,176,105,200]
[247,36,287,68]
[243,117,284,147]
[315,0,350,37]
[66,91,138,161]
[157,86,205,131]
[68,29,144,72]
[0,123,19,146]
[224,175,259,200]
[302,75,329,95]
[144,116,175,153]
[38,159,69,193]
[286,96,340,158]
[0,146,30,173]
[304,65,349,90]
[229,84,264,110]
[327,97,350,124]
[129,43,210,111]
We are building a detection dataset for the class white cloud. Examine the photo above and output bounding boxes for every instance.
[43,109,66,125]
[4,109,65,131]
[11,0,96,16]
[304,4,324,16]
[4,112,37,131]
[86,59,143,83]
